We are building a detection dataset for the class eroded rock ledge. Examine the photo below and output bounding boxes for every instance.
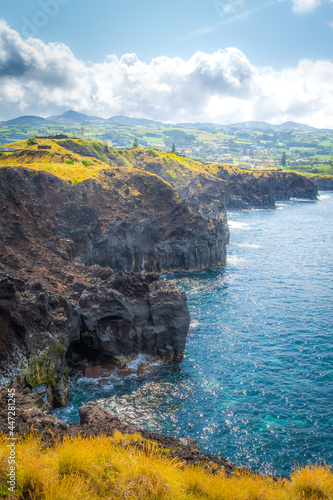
[0,271,190,407]
[1,166,227,405]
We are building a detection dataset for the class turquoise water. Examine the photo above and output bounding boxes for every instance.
[55,193,333,477]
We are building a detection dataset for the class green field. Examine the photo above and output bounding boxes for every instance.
[1,121,332,176]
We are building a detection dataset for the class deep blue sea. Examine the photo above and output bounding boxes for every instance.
[55,192,333,477]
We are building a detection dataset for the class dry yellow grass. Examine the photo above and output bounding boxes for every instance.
[0,432,332,499]
[0,138,109,184]
[1,137,291,191]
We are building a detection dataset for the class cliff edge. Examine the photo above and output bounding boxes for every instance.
[0,140,230,406]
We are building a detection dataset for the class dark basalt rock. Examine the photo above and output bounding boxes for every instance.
[0,166,212,405]
[214,167,318,209]
[311,175,333,191]
[136,153,318,210]
[0,166,228,273]
[77,276,190,360]
[0,271,190,406]
[0,386,238,474]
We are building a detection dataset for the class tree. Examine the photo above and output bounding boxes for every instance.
[281,151,287,167]
[132,137,139,149]
[171,143,176,154]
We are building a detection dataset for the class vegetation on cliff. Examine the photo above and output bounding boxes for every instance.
[0,137,317,210]
[0,432,332,499]
[1,115,332,174]
[0,137,229,405]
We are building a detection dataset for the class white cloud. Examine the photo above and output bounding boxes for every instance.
[254,59,333,127]
[290,0,322,14]
[0,21,332,128]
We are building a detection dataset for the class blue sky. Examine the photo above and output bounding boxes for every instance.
[2,0,333,66]
[0,0,333,126]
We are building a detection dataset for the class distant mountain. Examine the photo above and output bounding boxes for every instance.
[225,121,274,131]
[105,115,163,126]
[277,121,317,131]
[224,121,318,132]
[46,111,162,126]
[47,110,104,125]
[3,110,325,131]
[175,122,220,130]
[5,115,48,125]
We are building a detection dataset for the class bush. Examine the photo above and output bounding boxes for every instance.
[147,149,157,158]
[27,137,38,146]
[82,160,93,166]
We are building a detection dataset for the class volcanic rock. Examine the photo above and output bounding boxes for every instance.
[0,165,206,406]
[311,175,333,191]
[84,366,103,378]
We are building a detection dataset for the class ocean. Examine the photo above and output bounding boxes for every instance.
[55,192,333,477]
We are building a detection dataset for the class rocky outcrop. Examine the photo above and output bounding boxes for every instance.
[0,386,238,473]
[179,174,228,221]
[57,140,318,210]
[214,167,318,209]
[0,270,190,407]
[0,166,228,272]
[311,175,333,191]
[1,165,217,405]
[0,386,67,436]
[77,274,190,359]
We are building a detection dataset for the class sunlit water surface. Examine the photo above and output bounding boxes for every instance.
[55,193,333,476]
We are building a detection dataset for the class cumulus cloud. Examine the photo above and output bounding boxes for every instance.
[290,0,322,14]
[254,59,333,127]
[0,21,332,128]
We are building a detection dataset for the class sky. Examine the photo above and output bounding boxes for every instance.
[0,0,333,127]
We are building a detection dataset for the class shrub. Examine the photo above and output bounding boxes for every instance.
[82,159,93,166]
[289,465,333,499]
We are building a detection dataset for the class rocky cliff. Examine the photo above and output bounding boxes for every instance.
[0,140,232,407]
[2,163,230,405]
[0,269,190,407]
[214,167,318,209]
[56,139,317,209]
[311,175,333,191]
[0,162,229,273]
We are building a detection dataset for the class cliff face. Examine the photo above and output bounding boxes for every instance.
[0,272,190,407]
[0,166,228,273]
[1,166,222,406]
[214,167,318,209]
[0,139,232,407]
[55,138,318,211]
[101,146,318,210]
[310,175,333,191]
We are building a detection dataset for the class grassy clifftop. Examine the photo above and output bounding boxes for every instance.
[1,432,332,499]
[0,138,111,184]
[0,137,220,189]
[0,136,305,190]
[0,138,188,214]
